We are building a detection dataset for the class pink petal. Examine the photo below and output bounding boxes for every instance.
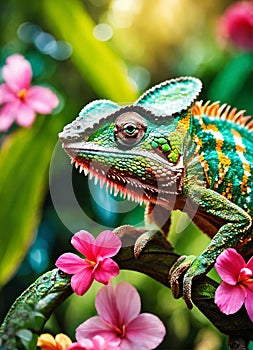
[69,337,120,350]
[238,267,253,283]
[94,258,119,284]
[214,281,246,315]
[71,231,96,260]
[95,284,119,325]
[2,54,32,92]
[71,268,94,296]
[215,248,245,285]
[124,313,166,350]
[95,283,141,328]
[27,86,59,114]
[15,103,36,127]
[55,253,88,274]
[0,84,16,104]
[245,255,253,270]
[94,230,122,259]
[89,336,105,350]
[67,342,89,350]
[223,1,253,51]
[0,103,17,131]
[115,282,141,324]
[245,288,253,322]
[92,335,120,350]
[76,316,120,345]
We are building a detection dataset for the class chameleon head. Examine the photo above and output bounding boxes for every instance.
[59,77,202,205]
[36,268,71,295]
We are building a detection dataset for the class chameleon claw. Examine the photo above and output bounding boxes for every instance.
[182,273,194,310]
[134,231,156,259]
[113,226,160,259]
[113,225,145,247]
[170,255,210,309]
[169,255,188,299]
[169,255,196,308]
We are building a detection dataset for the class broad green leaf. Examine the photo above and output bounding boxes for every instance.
[0,118,59,287]
[42,0,138,102]
[208,53,253,104]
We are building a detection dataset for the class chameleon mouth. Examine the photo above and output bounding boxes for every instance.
[72,155,159,205]
[62,142,182,205]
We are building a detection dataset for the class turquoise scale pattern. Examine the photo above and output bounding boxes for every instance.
[192,115,253,215]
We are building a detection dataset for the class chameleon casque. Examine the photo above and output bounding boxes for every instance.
[59,77,253,308]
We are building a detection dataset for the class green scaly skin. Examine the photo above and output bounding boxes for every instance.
[59,77,253,308]
[0,269,72,349]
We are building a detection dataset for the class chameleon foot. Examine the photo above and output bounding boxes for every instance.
[113,225,160,259]
[169,255,208,309]
[113,225,152,258]
[133,231,157,258]
[169,255,195,306]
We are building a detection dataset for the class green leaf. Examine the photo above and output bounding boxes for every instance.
[16,329,37,350]
[0,119,59,287]
[208,53,253,104]
[27,311,46,332]
[42,0,138,102]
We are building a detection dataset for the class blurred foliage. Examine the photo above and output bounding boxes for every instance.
[0,118,60,288]
[0,0,252,349]
[0,0,136,289]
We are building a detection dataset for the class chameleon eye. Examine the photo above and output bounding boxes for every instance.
[58,270,68,278]
[114,111,147,147]
[123,123,138,136]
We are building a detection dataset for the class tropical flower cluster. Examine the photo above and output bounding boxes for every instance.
[215,248,253,321]
[38,230,165,349]
[0,54,59,131]
[38,282,166,350]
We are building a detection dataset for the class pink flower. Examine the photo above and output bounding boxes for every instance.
[217,1,253,51]
[56,230,121,296]
[67,335,120,350]
[0,54,59,131]
[75,282,166,350]
[214,248,253,321]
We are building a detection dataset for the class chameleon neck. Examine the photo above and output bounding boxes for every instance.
[0,269,72,349]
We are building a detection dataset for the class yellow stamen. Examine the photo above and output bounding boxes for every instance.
[17,88,27,101]
[86,258,96,267]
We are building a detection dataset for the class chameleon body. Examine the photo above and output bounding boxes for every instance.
[59,77,253,307]
[0,269,72,349]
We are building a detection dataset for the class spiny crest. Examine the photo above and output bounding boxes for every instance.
[192,100,253,131]
[136,76,202,117]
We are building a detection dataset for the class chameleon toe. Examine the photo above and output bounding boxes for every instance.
[169,255,195,301]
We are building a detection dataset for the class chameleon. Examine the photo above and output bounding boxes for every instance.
[59,77,253,309]
[0,269,72,349]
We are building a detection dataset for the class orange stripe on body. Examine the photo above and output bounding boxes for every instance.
[231,129,251,195]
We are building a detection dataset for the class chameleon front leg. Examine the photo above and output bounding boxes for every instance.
[170,184,252,309]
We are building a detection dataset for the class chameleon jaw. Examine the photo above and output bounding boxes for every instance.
[72,156,159,205]
[63,142,183,206]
